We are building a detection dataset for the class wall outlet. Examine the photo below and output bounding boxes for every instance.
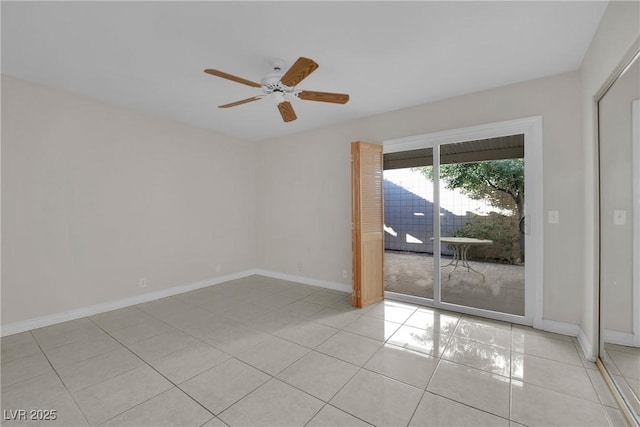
[139,278,147,289]
[297,262,303,273]
[342,270,348,279]
[548,210,560,224]
[215,264,221,273]
[613,210,627,225]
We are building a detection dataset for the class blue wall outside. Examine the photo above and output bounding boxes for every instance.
[383,179,469,255]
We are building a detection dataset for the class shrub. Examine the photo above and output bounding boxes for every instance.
[452,212,521,264]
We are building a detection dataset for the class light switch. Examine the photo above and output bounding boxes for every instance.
[613,210,627,225]
[548,210,560,224]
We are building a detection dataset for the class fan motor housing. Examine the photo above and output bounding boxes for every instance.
[261,74,294,95]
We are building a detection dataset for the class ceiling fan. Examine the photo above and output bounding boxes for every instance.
[204,57,349,123]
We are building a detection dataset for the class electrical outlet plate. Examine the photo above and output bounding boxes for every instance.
[548,210,560,224]
[613,210,627,225]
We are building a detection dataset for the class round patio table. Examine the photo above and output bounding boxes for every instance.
[439,237,493,280]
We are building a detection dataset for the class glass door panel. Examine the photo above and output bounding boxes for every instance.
[438,138,525,316]
[383,147,435,299]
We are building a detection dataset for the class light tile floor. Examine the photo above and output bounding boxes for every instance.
[0,275,628,427]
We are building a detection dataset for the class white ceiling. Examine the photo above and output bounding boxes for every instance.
[1,1,607,142]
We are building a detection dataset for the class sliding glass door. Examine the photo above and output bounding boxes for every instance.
[383,130,532,323]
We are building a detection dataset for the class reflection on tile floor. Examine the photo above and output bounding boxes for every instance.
[385,251,524,315]
[1,275,625,426]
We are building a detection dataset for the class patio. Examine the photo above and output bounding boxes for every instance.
[384,250,524,315]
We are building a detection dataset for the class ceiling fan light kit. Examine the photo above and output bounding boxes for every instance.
[204,56,350,123]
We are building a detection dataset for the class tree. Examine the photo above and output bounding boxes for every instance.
[417,159,525,261]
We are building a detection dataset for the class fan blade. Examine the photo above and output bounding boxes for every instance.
[277,101,297,122]
[218,96,263,108]
[280,57,319,87]
[204,69,262,88]
[298,90,350,104]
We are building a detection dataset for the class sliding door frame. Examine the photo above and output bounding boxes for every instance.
[383,116,543,327]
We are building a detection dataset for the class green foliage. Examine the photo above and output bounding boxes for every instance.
[416,159,525,261]
[416,159,524,213]
[452,213,520,264]
[415,159,524,263]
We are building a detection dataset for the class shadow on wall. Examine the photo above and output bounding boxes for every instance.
[383,179,469,255]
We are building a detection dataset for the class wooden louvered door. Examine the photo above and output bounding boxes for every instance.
[351,141,384,308]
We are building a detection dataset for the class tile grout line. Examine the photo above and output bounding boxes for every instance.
[28,319,105,353]
[583,362,626,424]
[116,285,363,423]
[406,385,429,426]
[142,294,347,423]
[275,301,421,425]
[510,350,614,407]
[198,416,227,427]
[408,382,514,426]
[138,286,354,360]
[418,315,516,423]
[406,306,456,426]
[420,317,456,410]
[190,359,269,425]
[26,330,93,427]
[302,403,328,427]
[87,317,218,426]
[585,369,626,409]
[213,354,341,424]
[358,302,427,426]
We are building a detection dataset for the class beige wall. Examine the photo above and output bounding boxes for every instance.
[257,71,583,325]
[1,76,257,325]
[579,0,640,354]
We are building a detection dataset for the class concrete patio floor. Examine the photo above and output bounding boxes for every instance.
[384,250,525,315]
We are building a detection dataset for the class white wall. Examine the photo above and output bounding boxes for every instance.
[257,71,583,325]
[1,76,257,325]
[579,0,640,356]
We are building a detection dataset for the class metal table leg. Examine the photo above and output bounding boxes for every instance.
[445,244,486,281]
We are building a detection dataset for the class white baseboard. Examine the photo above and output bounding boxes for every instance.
[1,269,257,337]
[1,269,350,337]
[577,326,597,362]
[604,329,636,347]
[253,269,351,294]
[539,319,596,362]
[538,318,580,337]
